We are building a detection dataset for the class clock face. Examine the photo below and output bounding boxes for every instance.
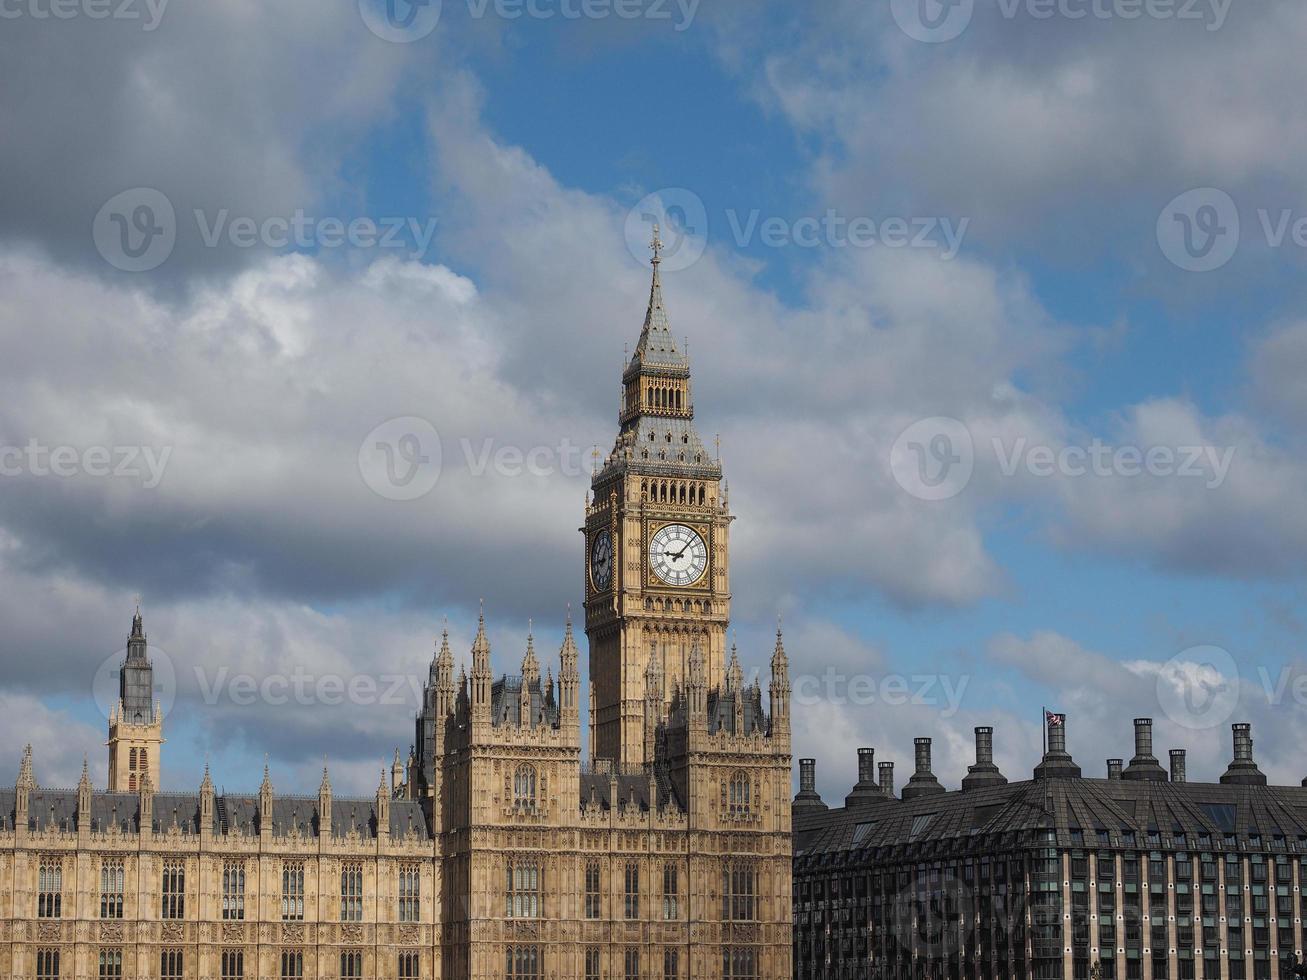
[590,529,613,592]
[648,524,708,587]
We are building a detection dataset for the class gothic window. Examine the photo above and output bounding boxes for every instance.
[585,861,602,919]
[100,858,124,918]
[340,951,363,979]
[722,862,757,921]
[585,947,602,980]
[664,948,680,979]
[38,859,62,918]
[98,949,123,980]
[281,862,305,921]
[160,949,184,980]
[161,860,185,919]
[723,947,758,979]
[222,861,246,921]
[279,950,303,980]
[398,864,420,922]
[663,861,679,920]
[220,950,244,980]
[129,775,136,792]
[398,953,420,979]
[624,947,641,980]
[513,764,538,811]
[129,748,137,770]
[624,861,640,920]
[506,858,541,918]
[340,863,364,922]
[506,945,541,979]
[728,771,753,817]
[36,949,59,980]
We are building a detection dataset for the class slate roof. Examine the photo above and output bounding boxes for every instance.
[707,685,767,737]
[8,789,429,839]
[491,675,559,729]
[796,776,1307,866]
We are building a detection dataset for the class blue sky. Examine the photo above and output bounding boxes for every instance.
[2,0,1307,802]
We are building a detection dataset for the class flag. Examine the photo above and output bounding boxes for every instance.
[1045,710,1065,727]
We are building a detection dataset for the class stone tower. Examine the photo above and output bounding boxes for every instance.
[106,607,163,792]
[584,226,732,766]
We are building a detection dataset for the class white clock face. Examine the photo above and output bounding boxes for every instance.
[590,529,613,592]
[648,524,708,587]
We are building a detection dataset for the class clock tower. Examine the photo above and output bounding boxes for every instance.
[584,227,732,766]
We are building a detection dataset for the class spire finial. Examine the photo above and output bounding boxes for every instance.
[650,223,663,265]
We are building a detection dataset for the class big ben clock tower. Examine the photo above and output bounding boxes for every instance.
[584,227,732,766]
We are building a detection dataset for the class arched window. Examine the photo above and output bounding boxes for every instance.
[513,765,537,810]
[129,748,138,771]
[506,859,540,919]
[129,775,136,792]
[728,772,752,817]
[722,861,756,921]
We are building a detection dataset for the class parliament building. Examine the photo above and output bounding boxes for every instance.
[0,236,794,979]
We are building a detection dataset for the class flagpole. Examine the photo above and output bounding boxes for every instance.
[1041,705,1047,757]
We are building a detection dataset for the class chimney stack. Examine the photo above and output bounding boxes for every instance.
[901,737,946,801]
[844,747,884,807]
[1220,723,1267,786]
[793,758,828,813]
[1034,711,1082,780]
[1169,749,1186,784]
[962,726,1007,791]
[1107,759,1122,780]
[1122,718,1167,782]
[878,761,895,799]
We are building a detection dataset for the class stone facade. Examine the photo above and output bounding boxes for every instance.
[1,236,793,979]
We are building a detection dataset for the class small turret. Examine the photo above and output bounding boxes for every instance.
[559,612,580,726]
[768,625,790,738]
[470,604,492,721]
[258,762,274,837]
[376,767,390,839]
[317,763,332,834]
[200,763,215,837]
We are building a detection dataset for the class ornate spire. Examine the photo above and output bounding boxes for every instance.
[630,223,687,371]
[17,744,34,789]
[201,761,214,794]
[521,623,540,682]
[727,643,743,693]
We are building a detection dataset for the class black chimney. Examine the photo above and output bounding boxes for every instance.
[1170,749,1186,784]
[793,758,829,813]
[1121,718,1167,782]
[845,747,884,807]
[962,726,1007,791]
[901,738,946,801]
[878,761,895,799]
[1220,723,1267,786]
[1107,759,1122,780]
[1033,712,1082,779]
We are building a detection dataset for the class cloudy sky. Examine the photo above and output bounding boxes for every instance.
[3,0,1307,801]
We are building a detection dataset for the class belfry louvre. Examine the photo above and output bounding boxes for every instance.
[794,715,1307,980]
